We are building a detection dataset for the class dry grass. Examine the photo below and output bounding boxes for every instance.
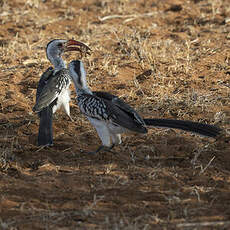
[0,0,230,229]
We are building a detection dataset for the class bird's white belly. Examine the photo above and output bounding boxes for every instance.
[53,87,71,116]
[86,117,124,146]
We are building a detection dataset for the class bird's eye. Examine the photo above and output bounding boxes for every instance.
[57,43,63,48]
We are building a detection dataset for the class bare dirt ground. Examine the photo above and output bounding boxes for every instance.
[0,0,230,229]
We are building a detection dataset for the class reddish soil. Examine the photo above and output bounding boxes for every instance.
[0,0,230,229]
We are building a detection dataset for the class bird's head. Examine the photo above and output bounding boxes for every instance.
[46,39,91,63]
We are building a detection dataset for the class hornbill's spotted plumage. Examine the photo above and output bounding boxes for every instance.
[33,39,91,146]
[68,60,222,153]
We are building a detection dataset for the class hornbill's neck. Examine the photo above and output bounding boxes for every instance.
[51,56,66,72]
[68,60,93,95]
[46,48,66,72]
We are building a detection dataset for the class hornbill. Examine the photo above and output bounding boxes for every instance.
[33,39,91,146]
[68,60,222,153]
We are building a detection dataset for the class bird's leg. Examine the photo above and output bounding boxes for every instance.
[87,144,115,155]
[68,115,74,122]
[84,118,117,154]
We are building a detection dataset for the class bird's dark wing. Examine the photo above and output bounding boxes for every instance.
[79,93,147,134]
[93,91,146,127]
[92,91,116,101]
[33,68,70,112]
[106,101,147,134]
[35,67,54,102]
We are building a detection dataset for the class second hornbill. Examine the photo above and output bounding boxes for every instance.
[33,39,91,146]
[68,60,222,153]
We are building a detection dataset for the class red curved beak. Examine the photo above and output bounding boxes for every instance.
[65,39,91,55]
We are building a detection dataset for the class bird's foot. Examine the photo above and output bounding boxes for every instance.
[86,144,115,154]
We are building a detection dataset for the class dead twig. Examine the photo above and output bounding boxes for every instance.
[199,156,215,174]
[177,220,230,228]
[98,12,156,23]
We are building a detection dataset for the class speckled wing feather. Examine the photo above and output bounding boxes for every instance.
[93,91,146,127]
[78,93,147,134]
[33,68,70,112]
[77,94,109,120]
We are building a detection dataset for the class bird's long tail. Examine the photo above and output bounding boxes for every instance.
[38,106,53,146]
[143,118,221,138]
